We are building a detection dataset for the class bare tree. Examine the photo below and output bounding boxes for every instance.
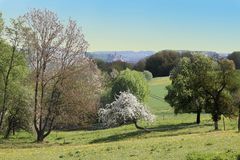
[55,59,103,130]
[19,9,88,142]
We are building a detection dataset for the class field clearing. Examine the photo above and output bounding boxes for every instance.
[0,77,239,160]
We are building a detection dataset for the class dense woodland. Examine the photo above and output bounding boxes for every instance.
[1,9,240,147]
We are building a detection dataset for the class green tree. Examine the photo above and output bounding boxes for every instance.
[110,61,133,72]
[95,59,133,73]
[229,70,240,132]
[145,50,180,77]
[111,69,149,102]
[165,54,212,124]
[227,52,240,69]
[4,85,32,138]
[165,54,236,129]
[134,59,146,72]
[0,18,26,129]
[200,59,235,130]
[142,70,153,81]
[0,37,31,137]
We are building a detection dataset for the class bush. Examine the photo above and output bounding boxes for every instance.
[142,70,153,81]
[110,69,149,102]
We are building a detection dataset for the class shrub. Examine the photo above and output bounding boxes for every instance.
[110,69,149,102]
[142,70,153,81]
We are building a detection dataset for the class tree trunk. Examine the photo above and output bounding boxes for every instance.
[37,132,44,142]
[134,121,144,130]
[196,110,201,124]
[4,118,13,139]
[133,120,150,132]
[214,120,219,130]
[0,84,8,128]
[12,120,15,136]
[213,111,219,130]
[12,127,15,136]
[222,116,225,131]
[36,117,55,142]
[37,135,44,143]
[213,99,220,130]
[4,126,11,139]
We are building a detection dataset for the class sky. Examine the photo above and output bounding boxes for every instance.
[0,0,240,53]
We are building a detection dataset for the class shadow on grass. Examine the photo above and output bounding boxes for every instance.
[149,122,211,131]
[90,122,212,144]
[90,130,145,144]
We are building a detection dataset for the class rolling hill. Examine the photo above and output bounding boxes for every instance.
[0,77,239,160]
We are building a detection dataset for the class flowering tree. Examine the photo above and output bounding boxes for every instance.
[99,91,155,130]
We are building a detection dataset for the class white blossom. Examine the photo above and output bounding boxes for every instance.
[98,91,155,128]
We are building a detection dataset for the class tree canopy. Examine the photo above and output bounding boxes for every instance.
[165,54,212,124]
[145,50,180,77]
[166,53,236,129]
[13,9,91,142]
[111,69,149,102]
[227,52,240,69]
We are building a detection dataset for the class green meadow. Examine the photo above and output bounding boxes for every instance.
[0,77,240,160]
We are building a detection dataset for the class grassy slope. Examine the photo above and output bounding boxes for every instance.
[0,77,240,160]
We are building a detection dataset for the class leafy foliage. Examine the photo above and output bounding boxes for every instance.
[145,50,180,77]
[111,69,149,102]
[165,54,212,123]
[201,59,236,128]
[166,54,236,128]
[4,85,32,138]
[95,59,133,73]
[134,59,146,72]
[0,37,31,136]
[142,70,153,81]
[227,52,240,69]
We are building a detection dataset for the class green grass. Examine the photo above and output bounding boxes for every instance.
[0,77,240,160]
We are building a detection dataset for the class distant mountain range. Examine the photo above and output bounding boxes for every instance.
[86,50,229,64]
[87,51,155,64]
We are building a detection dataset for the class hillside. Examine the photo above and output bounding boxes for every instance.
[0,77,239,160]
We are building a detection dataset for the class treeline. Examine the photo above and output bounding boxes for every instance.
[140,50,240,77]
[95,50,240,78]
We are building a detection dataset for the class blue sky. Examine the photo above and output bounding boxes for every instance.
[0,0,240,52]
